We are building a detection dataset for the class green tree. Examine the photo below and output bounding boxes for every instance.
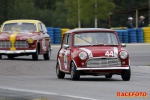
[8,0,36,19]
[80,0,115,27]
[52,1,67,28]
[65,0,78,27]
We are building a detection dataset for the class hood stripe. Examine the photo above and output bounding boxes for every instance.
[79,48,93,57]
[114,47,118,57]
[10,32,19,50]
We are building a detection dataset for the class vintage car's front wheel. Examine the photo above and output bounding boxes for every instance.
[43,46,51,60]
[7,55,14,59]
[121,67,131,81]
[70,62,80,80]
[32,46,39,60]
[105,74,113,78]
[56,62,65,79]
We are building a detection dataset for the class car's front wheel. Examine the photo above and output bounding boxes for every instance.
[105,74,112,78]
[32,46,39,60]
[43,46,51,60]
[70,62,80,80]
[7,55,14,59]
[56,62,65,79]
[121,67,131,81]
[0,55,2,59]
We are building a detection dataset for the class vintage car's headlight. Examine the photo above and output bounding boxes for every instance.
[79,52,87,60]
[27,37,34,44]
[120,51,128,59]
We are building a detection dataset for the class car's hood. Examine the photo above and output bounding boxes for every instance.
[79,46,119,58]
[0,32,38,40]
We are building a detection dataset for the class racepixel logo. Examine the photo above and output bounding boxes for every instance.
[117,92,148,98]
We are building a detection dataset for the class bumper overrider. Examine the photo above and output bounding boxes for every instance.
[0,50,36,54]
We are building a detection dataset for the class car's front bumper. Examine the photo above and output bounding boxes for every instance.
[0,50,36,54]
[77,66,129,70]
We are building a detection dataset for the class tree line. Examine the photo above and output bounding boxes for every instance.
[0,0,148,28]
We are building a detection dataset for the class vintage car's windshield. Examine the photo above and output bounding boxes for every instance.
[74,32,119,46]
[2,23,37,32]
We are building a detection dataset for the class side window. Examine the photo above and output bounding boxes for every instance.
[41,23,47,33]
[63,34,67,45]
[38,23,42,32]
[67,34,71,47]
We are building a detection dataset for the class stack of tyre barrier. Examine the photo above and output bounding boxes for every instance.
[136,28,144,43]
[54,28,61,44]
[61,28,70,40]
[115,30,123,43]
[122,30,129,43]
[47,27,54,44]
[128,29,137,43]
[142,27,150,43]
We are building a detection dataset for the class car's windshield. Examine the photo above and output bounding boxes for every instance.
[74,32,119,46]
[2,23,37,32]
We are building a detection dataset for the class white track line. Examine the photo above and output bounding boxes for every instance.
[0,86,100,100]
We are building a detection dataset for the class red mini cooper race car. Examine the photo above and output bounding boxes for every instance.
[56,28,131,81]
[0,20,51,60]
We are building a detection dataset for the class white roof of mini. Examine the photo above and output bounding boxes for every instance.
[66,28,114,33]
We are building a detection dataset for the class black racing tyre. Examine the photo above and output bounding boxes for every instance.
[56,62,65,79]
[32,46,38,60]
[70,62,80,80]
[121,67,131,81]
[7,55,14,59]
[43,46,51,60]
[105,74,113,78]
[0,55,2,59]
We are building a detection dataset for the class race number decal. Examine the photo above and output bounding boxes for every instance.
[105,51,114,57]
[64,51,68,69]
[42,39,46,51]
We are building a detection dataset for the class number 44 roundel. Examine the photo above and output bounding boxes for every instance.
[105,51,114,57]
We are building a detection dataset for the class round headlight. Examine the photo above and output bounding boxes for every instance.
[28,37,34,44]
[120,51,128,59]
[79,52,87,60]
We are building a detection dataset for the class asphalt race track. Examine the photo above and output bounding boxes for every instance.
[0,44,150,100]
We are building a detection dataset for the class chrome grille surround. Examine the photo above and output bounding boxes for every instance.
[14,41,28,48]
[86,57,121,68]
[0,41,11,48]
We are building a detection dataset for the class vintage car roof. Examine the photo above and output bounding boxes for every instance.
[66,28,114,34]
[3,20,41,24]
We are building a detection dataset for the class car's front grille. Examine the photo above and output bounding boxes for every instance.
[0,41,28,48]
[14,41,28,48]
[0,41,11,48]
[86,57,121,67]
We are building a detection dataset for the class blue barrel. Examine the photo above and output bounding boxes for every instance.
[47,27,54,44]
[115,30,123,43]
[128,29,137,43]
[54,28,61,44]
[122,30,129,43]
[136,28,144,43]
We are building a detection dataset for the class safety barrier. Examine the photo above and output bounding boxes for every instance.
[47,27,149,44]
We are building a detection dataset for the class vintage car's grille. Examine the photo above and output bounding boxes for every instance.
[86,57,121,67]
[14,41,28,48]
[0,41,11,48]
[0,41,28,48]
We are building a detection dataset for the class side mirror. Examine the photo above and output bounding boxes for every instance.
[63,44,69,49]
[121,43,126,47]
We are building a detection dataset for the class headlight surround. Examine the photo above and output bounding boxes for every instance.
[120,51,128,59]
[27,37,34,44]
[79,52,87,60]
